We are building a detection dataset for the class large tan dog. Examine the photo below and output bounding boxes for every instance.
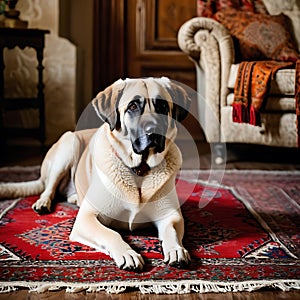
[0,77,191,271]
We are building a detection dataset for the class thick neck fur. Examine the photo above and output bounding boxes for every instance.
[92,124,182,204]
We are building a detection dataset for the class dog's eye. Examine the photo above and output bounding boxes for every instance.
[128,103,138,112]
[154,99,169,115]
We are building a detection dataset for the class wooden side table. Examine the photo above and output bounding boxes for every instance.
[0,28,50,146]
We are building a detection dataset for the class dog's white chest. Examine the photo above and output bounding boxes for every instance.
[97,201,147,231]
[77,130,182,231]
[84,165,143,229]
[95,192,179,231]
[85,164,179,231]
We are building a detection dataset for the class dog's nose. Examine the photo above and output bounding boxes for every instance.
[144,122,156,134]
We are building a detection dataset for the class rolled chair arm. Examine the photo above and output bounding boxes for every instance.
[178,17,233,62]
[178,17,235,144]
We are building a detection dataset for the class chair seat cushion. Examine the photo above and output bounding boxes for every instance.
[227,93,295,112]
[228,64,296,95]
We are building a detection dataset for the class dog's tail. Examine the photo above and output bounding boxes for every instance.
[0,179,44,199]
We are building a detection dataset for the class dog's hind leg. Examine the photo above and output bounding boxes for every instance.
[32,131,80,214]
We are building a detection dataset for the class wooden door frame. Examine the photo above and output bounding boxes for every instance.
[93,0,126,95]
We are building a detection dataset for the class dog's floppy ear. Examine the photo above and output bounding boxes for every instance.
[92,79,126,131]
[168,82,192,123]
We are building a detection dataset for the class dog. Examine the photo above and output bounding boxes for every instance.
[0,77,191,271]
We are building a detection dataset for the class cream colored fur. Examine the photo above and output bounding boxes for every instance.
[0,77,191,270]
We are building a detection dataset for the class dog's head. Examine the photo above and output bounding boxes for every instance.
[92,77,191,169]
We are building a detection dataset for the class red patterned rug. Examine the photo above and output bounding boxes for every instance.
[0,167,299,294]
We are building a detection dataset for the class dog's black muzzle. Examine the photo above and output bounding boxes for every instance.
[132,133,166,155]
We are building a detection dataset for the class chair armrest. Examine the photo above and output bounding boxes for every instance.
[178,17,235,143]
[178,17,233,61]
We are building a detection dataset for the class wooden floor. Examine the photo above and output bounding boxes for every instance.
[0,140,299,299]
[0,289,299,300]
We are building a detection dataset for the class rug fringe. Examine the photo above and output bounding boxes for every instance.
[139,280,300,294]
[0,279,299,294]
[0,285,18,293]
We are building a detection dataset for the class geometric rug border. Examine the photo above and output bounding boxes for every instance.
[229,188,298,259]
[1,257,299,267]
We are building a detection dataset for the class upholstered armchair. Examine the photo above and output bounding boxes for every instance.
[178,0,300,164]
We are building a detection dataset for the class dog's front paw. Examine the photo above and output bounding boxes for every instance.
[67,194,78,205]
[32,197,52,214]
[163,246,191,268]
[112,249,145,271]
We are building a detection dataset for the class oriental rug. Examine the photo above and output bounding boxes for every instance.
[0,167,299,294]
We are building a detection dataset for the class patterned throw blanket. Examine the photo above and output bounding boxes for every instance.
[232,60,300,144]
